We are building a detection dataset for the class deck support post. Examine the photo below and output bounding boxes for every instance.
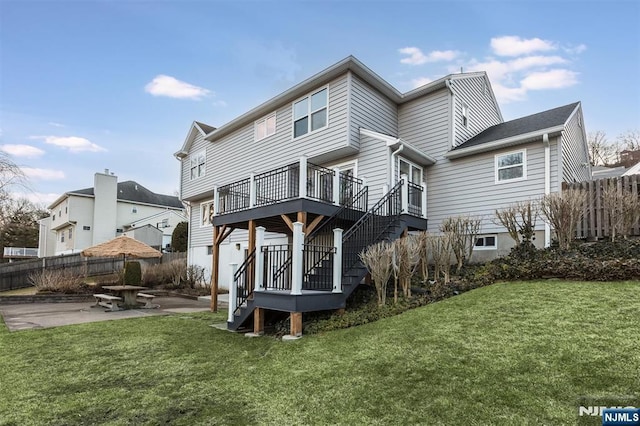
[332,228,343,293]
[421,181,427,218]
[253,307,265,335]
[291,222,304,295]
[254,226,265,291]
[299,155,308,198]
[228,262,238,323]
[332,167,340,205]
[290,312,302,337]
[401,173,409,214]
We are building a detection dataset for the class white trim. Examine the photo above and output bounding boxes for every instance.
[190,149,206,180]
[495,149,527,184]
[292,86,329,140]
[254,112,276,142]
[444,125,564,159]
[331,159,358,177]
[396,156,423,184]
[475,234,497,250]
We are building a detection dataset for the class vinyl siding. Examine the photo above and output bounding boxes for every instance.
[450,76,502,147]
[426,141,553,234]
[349,73,398,149]
[561,107,591,182]
[398,88,451,159]
[181,74,350,202]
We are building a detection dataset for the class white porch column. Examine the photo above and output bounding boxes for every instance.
[332,228,343,293]
[401,173,409,213]
[254,226,265,291]
[249,173,256,208]
[421,181,427,218]
[227,262,238,323]
[299,155,308,199]
[291,221,304,295]
[213,185,219,216]
[332,167,340,205]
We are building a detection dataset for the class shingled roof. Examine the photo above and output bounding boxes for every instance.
[69,181,183,209]
[453,102,579,151]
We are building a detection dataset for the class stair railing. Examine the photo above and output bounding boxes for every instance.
[342,180,403,273]
[231,248,256,314]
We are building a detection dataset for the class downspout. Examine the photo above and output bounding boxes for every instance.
[445,79,455,147]
[389,143,404,187]
[543,133,551,247]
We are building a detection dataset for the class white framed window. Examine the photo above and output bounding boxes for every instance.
[200,200,215,227]
[132,207,137,214]
[255,113,276,141]
[293,87,328,138]
[190,150,206,180]
[68,228,73,240]
[495,149,527,183]
[475,235,497,250]
[396,157,423,184]
[462,103,469,128]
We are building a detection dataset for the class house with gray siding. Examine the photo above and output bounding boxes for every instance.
[174,56,590,336]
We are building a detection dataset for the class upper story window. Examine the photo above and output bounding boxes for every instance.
[255,113,276,141]
[462,103,469,128]
[495,150,527,183]
[293,87,328,138]
[190,150,206,180]
[201,200,214,227]
[52,214,55,221]
[68,228,73,240]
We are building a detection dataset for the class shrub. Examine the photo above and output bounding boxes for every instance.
[123,261,142,285]
[29,269,86,293]
[540,189,586,250]
[142,259,187,288]
[360,241,393,306]
[494,200,538,245]
[440,215,481,272]
[602,186,640,242]
[171,221,188,252]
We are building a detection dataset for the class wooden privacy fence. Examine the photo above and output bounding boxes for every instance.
[0,252,187,292]
[563,174,640,240]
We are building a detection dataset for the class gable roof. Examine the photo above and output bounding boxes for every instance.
[66,181,183,209]
[174,120,216,158]
[197,56,496,143]
[445,102,580,159]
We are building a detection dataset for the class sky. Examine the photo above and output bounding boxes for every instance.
[1,0,639,207]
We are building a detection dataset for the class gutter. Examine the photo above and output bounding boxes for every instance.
[543,133,551,248]
[444,125,565,159]
[389,144,404,186]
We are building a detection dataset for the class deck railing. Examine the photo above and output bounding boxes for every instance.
[262,244,293,290]
[231,248,255,315]
[407,181,424,217]
[302,243,335,290]
[215,156,369,216]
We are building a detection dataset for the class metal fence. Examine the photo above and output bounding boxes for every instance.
[0,252,187,292]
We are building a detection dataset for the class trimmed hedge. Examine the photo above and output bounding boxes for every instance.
[123,261,142,285]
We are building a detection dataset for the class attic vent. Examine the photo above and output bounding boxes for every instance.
[135,184,138,190]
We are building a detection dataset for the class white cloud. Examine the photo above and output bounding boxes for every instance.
[145,75,211,100]
[410,77,433,88]
[0,144,45,158]
[399,47,460,65]
[30,135,106,153]
[48,122,65,128]
[520,69,579,90]
[490,36,556,56]
[21,167,65,180]
[212,100,228,107]
[564,43,587,55]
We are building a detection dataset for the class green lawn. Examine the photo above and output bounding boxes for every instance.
[1,281,638,425]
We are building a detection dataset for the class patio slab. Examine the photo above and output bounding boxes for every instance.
[0,296,213,332]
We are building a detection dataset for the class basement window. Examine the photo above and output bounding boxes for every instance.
[475,235,497,250]
[83,226,91,231]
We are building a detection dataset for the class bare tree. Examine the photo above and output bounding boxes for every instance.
[0,150,28,204]
[587,131,616,166]
[391,236,421,301]
[494,200,538,245]
[539,189,586,250]
[428,233,452,284]
[440,215,481,272]
[603,186,640,242]
[360,241,394,306]
[416,232,430,285]
[617,129,640,151]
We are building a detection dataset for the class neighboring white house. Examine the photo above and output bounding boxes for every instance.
[174,56,591,331]
[38,169,185,256]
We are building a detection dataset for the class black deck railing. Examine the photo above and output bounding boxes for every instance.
[216,161,368,215]
[407,181,423,217]
[232,248,255,314]
[342,180,403,274]
[302,244,335,290]
[261,244,293,290]
[254,164,300,207]
[218,178,251,215]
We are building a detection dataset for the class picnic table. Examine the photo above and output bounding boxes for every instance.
[102,285,149,308]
